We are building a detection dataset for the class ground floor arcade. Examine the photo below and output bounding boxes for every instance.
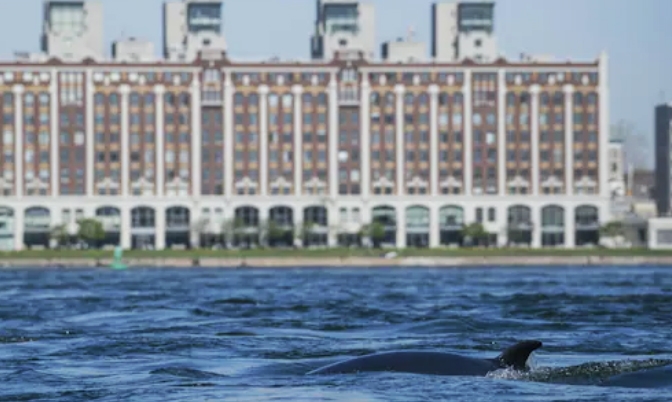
[0,196,610,251]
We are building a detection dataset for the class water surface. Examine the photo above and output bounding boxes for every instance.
[1,266,671,401]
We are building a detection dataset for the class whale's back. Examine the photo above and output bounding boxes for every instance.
[307,351,496,376]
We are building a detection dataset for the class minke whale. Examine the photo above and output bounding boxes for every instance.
[307,340,542,376]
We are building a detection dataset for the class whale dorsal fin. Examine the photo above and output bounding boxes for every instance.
[493,340,542,370]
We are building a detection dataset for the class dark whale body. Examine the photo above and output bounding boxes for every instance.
[307,340,542,376]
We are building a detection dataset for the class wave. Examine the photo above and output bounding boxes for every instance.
[489,358,672,389]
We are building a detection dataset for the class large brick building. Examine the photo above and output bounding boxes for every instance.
[0,0,610,250]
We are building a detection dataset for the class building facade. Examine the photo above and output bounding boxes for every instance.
[654,103,672,216]
[0,48,610,250]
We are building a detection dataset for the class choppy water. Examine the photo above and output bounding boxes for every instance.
[1,266,672,401]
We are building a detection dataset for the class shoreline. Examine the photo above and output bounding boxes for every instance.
[3,255,672,268]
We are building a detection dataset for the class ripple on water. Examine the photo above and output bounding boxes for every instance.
[1,266,672,401]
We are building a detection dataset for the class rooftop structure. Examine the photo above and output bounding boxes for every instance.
[431,1,497,63]
[41,0,104,61]
[163,0,226,62]
[381,27,427,63]
[311,0,376,61]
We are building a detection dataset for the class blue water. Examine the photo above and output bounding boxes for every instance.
[1,266,672,401]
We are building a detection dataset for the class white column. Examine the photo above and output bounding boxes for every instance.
[598,51,610,200]
[190,77,202,197]
[531,203,541,248]
[257,85,269,196]
[223,73,234,198]
[530,84,540,196]
[121,205,131,249]
[328,77,339,199]
[14,205,24,251]
[463,71,472,196]
[360,78,371,198]
[50,69,59,197]
[292,85,303,196]
[327,203,338,247]
[428,84,439,196]
[394,84,405,195]
[396,207,406,248]
[563,84,574,196]
[429,204,439,248]
[564,204,575,248]
[497,69,507,195]
[119,85,130,197]
[497,204,508,247]
[155,206,166,250]
[13,85,24,198]
[85,69,95,197]
[154,85,165,197]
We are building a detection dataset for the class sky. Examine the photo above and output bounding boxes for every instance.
[0,0,670,169]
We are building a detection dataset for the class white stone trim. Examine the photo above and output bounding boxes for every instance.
[497,69,507,195]
[428,84,439,196]
[224,73,234,198]
[257,84,269,196]
[50,69,59,197]
[394,84,405,195]
[564,84,574,196]
[13,85,24,198]
[530,84,541,196]
[360,77,371,198]
[328,75,338,199]
[463,70,472,195]
[292,84,303,196]
[190,77,202,196]
[119,84,130,197]
[85,69,94,197]
[154,85,166,197]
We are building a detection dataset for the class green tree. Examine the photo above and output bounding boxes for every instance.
[77,218,105,248]
[600,221,624,238]
[367,220,386,248]
[298,221,315,247]
[266,220,285,247]
[461,222,488,247]
[221,218,246,247]
[50,224,70,248]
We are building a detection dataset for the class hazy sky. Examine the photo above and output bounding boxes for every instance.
[0,0,669,168]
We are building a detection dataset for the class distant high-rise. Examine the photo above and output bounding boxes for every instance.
[654,103,672,215]
[310,0,376,61]
[163,0,227,61]
[431,1,497,62]
[41,0,104,61]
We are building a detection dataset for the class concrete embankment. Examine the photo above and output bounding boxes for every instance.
[2,255,672,268]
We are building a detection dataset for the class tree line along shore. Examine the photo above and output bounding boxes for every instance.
[1,247,672,259]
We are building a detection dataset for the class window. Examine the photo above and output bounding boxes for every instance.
[476,207,483,223]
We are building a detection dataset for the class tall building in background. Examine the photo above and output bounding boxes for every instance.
[431,1,497,62]
[0,0,610,251]
[654,103,672,216]
[163,0,226,61]
[41,0,104,61]
[311,0,376,60]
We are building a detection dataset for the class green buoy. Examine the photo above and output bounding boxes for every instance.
[110,245,127,270]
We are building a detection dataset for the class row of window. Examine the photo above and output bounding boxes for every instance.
[233,92,329,108]
[1,129,602,149]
